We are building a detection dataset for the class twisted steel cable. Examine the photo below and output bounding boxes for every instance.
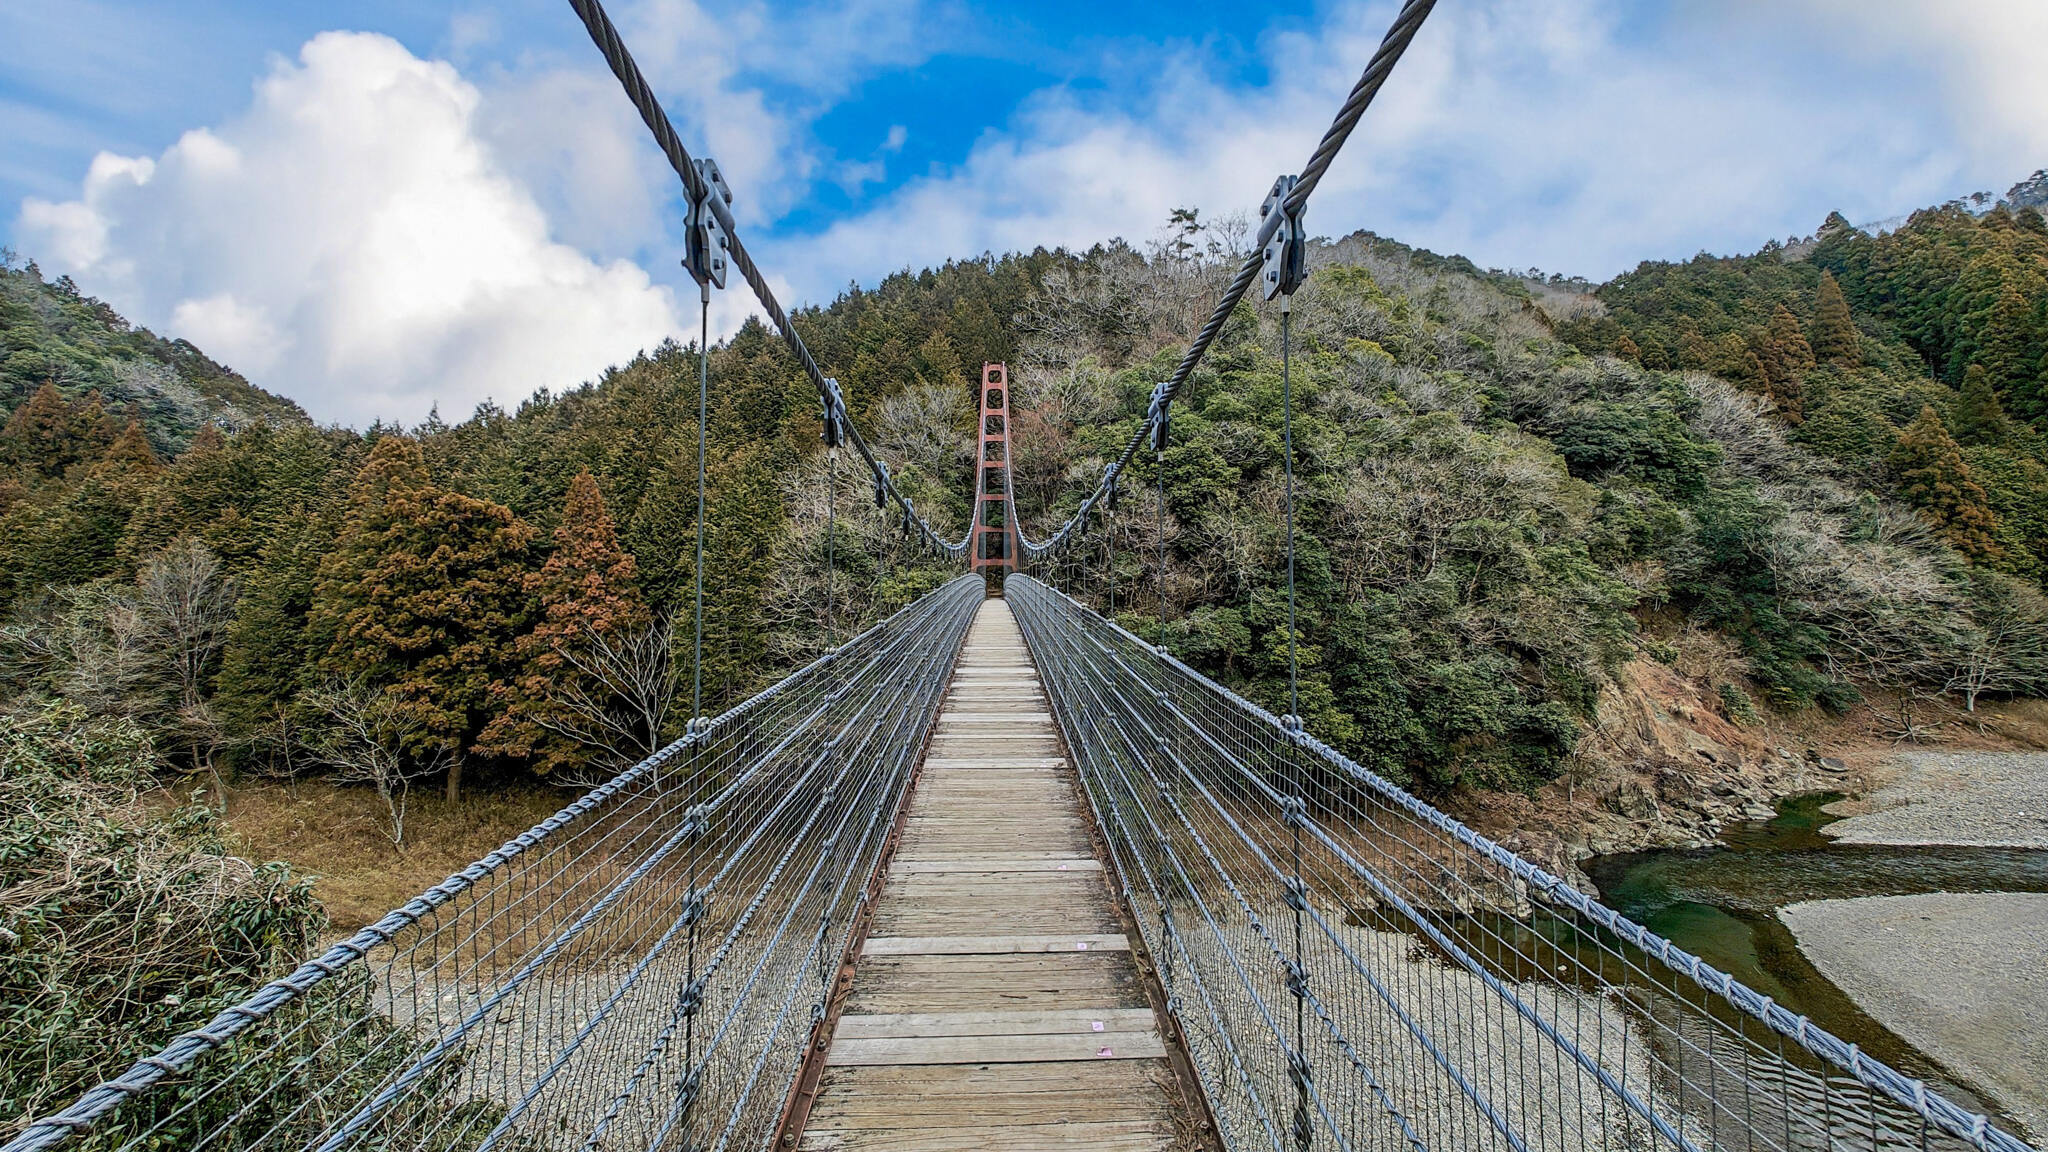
[564,0,970,560]
[1014,0,1439,561]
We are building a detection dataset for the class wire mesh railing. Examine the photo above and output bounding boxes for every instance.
[8,574,984,1152]
[1005,573,2035,1152]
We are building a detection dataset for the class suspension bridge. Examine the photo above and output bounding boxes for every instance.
[8,1,2040,1151]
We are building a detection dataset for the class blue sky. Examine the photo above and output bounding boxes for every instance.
[6,0,2047,426]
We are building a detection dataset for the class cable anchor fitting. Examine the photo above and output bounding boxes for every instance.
[1261,174,1308,301]
[1146,382,1173,454]
[684,158,732,291]
[820,377,847,451]
[873,461,890,509]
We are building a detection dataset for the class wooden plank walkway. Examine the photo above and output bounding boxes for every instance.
[801,597,1188,1151]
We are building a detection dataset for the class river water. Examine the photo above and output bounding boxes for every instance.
[1586,793,2048,1131]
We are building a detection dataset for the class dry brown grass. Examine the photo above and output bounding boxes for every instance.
[168,778,567,933]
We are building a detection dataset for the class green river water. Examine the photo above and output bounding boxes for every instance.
[1586,792,2048,1130]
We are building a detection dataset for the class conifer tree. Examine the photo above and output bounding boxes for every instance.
[1756,305,1814,421]
[1613,334,1642,364]
[99,419,161,476]
[1810,271,1861,366]
[308,437,538,801]
[479,470,657,777]
[0,382,116,479]
[1676,320,1712,369]
[1889,405,2001,560]
[1975,281,2044,417]
[1952,364,2010,446]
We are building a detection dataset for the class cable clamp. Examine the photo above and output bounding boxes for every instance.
[1284,957,1309,1000]
[680,805,710,840]
[1283,874,1310,912]
[678,977,707,1017]
[680,889,707,927]
[1146,382,1173,453]
[1261,174,1308,301]
[1282,795,1308,829]
[873,462,890,509]
[819,377,848,450]
[684,158,732,290]
[1287,1047,1313,1089]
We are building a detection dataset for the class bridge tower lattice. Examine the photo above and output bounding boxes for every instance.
[970,363,1016,591]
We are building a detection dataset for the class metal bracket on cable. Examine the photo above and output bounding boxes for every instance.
[1105,464,1120,512]
[1261,174,1308,301]
[684,158,731,291]
[872,462,890,509]
[820,377,847,451]
[1146,382,1172,454]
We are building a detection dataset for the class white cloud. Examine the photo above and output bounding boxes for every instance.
[768,0,2048,296]
[16,30,682,428]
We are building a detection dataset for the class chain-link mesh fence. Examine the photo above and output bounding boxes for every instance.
[7,575,984,1152]
[1007,573,2034,1152]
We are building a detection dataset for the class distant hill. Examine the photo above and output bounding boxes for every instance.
[2009,169,2048,212]
[1,251,308,455]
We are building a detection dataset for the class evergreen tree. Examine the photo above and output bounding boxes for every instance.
[478,470,654,777]
[0,382,116,479]
[1810,271,1861,366]
[1676,320,1712,369]
[1974,281,2045,418]
[1952,364,2010,446]
[100,419,161,475]
[1757,305,1814,422]
[1889,405,2001,560]
[308,437,538,801]
[1613,334,1642,364]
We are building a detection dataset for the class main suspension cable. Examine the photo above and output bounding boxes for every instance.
[565,0,970,561]
[1009,0,1438,562]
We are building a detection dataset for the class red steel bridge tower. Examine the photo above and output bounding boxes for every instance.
[971,363,1017,590]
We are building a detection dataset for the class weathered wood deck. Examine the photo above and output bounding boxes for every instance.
[801,598,1187,1151]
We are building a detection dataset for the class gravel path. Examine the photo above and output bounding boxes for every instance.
[1823,751,2048,848]
[1779,892,2048,1143]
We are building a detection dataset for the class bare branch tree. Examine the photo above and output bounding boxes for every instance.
[531,616,678,787]
[302,678,438,847]
[130,539,237,773]
[1947,573,2048,712]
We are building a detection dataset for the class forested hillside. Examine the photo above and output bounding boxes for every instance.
[1,252,307,455]
[3,187,2047,809]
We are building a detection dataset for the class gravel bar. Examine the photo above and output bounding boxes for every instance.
[1779,892,2048,1143]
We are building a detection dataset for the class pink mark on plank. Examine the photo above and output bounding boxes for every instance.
[1097,1047,1114,1057]
[1058,864,1069,870]
[1076,941,1089,950]
[1091,1021,1105,1032]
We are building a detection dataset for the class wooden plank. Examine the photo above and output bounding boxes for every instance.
[834,1008,1156,1039]
[802,1120,1176,1151]
[801,599,1183,1148]
[862,933,1128,955]
[889,857,1101,873]
[824,1030,1166,1066]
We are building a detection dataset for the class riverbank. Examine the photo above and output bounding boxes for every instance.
[1779,893,2048,1142]
[1822,751,2048,848]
